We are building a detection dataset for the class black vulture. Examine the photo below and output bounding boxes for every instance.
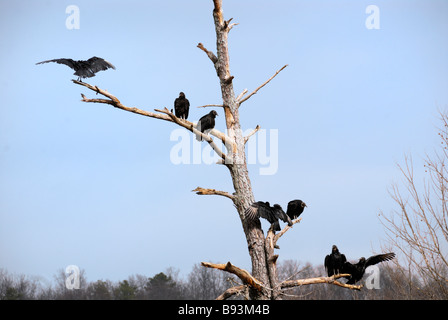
[245,201,293,231]
[324,245,347,277]
[341,252,396,284]
[36,56,115,81]
[174,92,190,120]
[286,200,307,220]
[196,110,218,141]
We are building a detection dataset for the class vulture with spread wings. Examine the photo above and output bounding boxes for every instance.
[341,252,396,284]
[36,56,115,81]
[245,201,293,231]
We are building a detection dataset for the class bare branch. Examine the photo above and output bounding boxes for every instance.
[201,261,263,292]
[283,264,313,283]
[155,108,227,161]
[192,187,235,200]
[236,89,248,101]
[75,81,175,121]
[265,218,303,251]
[281,274,363,291]
[228,22,239,31]
[73,80,233,161]
[273,218,302,246]
[223,17,239,32]
[74,80,118,102]
[197,43,218,64]
[80,94,113,106]
[239,64,288,105]
[197,104,224,109]
[215,285,245,300]
[244,125,260,144]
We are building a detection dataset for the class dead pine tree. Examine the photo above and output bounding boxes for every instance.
[70,0,361,299]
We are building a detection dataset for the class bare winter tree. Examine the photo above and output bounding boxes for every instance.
[186,263,235,300]
[52,268,88,300]
[70,0,361,299]
[0,269,42,300]
[380,111,448,299]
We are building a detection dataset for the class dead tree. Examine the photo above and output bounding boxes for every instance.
[379,111,448,299]
[70,0,361,299]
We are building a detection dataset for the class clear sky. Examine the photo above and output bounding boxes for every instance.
[1,0,447,284]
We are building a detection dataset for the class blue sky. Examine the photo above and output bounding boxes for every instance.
[1,0,447,284]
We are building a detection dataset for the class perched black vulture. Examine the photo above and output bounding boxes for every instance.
[245,201,293,231]
[174,92,190,120]
[36,56,115,81]
[196,110,218,141]
[324,245,347,277]
[341,252,396,284]
[286,200,307,220]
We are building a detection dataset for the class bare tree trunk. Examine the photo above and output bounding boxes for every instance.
[207,0,278,299]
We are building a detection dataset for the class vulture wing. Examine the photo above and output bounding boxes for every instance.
[272,204,293,226]
[87,56,116,73]
[324,254,333,276]
[365,253,396,268]
[35,58,77,70]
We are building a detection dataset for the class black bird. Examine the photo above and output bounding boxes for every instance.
[196,110,218,141]
[174,92,190,120]
[36,56,115,81]
[245,201,293,231]
[324,245,347,277]
[341,252,396,284]
[286,200,307,220]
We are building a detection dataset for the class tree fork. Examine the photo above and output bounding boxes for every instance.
[202,0,275,299]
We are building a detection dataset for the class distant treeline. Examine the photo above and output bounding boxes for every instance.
[1,260,447,300]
